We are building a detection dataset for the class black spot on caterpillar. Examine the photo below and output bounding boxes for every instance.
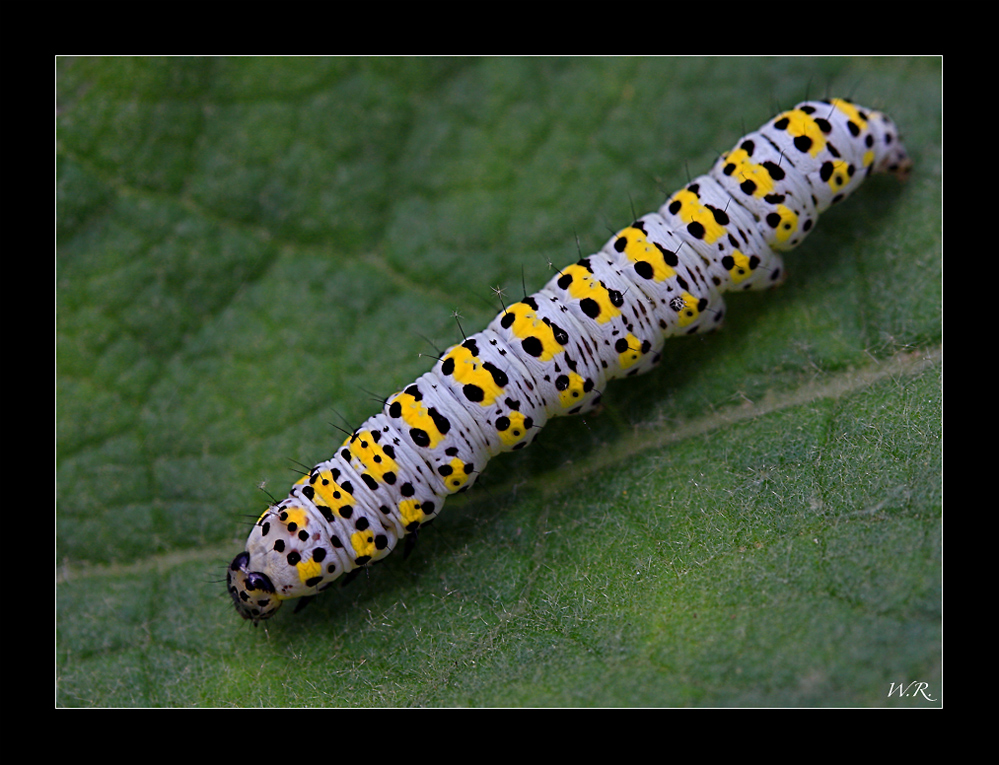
[228,98,911,624]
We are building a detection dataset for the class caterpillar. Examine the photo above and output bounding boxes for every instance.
[228,97,912,624]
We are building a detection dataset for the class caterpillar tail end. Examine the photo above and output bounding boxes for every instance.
[885,152,914,183]
[869,110,914,182]
[227,550,284,625]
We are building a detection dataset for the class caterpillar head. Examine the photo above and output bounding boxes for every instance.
[227,499,345,623]
[227,550,284,624]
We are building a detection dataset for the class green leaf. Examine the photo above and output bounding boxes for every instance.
[57,57,941,707]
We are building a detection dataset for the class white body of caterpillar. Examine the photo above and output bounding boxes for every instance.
[229,98,911,623]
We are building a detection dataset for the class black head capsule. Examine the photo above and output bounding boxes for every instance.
[227,551,282,624]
